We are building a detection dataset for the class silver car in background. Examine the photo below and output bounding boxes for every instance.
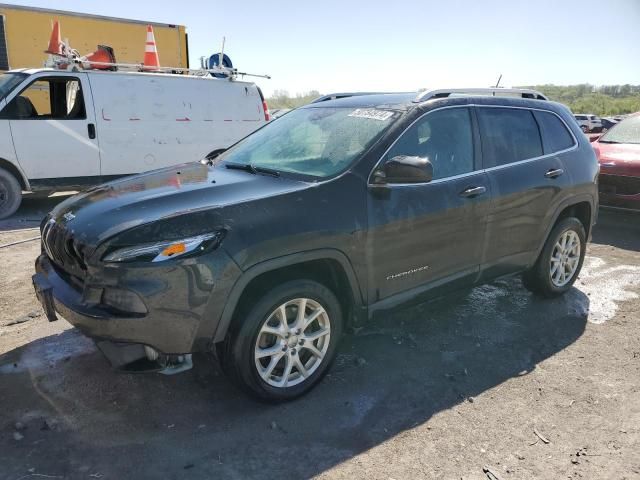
[574,114,603,133]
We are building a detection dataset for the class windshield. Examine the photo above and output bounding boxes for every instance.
[599,115,640,144]
[0,73,27,101]
[217,106,399,178]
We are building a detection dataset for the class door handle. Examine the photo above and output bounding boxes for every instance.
[459,186,487,198]
[544,168,564,179]
[87,123,96,139]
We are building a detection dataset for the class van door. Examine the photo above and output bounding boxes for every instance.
[367,106,490,305]
[2,73,100,186]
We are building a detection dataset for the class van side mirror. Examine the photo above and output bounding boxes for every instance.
[373,155,433,184]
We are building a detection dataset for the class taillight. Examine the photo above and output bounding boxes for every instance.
[262,100,270,121]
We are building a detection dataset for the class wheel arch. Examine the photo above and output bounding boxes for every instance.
[212,249,366,344]
[0,157,29,190]
[535,194,595,261]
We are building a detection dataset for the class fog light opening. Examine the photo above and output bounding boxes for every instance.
[101,287,148,315]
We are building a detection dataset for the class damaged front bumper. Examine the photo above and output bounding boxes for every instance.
[33,251,241,371]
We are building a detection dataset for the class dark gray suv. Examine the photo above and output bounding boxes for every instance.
[33,88,599,401]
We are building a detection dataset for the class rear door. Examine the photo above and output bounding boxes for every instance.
[2,73,100,182]
[367,106,491,304]
[477,106,573,278]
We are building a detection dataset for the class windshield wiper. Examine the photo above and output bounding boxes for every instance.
[225,162,280,177]
[597,140,620,144]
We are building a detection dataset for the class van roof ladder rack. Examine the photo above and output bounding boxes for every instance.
[413,88,548,103]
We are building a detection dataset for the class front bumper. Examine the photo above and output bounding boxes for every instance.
[34,251,241,354]
[599,173,640,210]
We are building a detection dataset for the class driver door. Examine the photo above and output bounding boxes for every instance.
[3,73,100,182]
[366,106,491,304]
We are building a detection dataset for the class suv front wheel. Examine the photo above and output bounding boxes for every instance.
[522,217,586,297]
[220,280,343,402]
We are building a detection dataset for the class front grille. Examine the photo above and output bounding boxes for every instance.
[41,218,88,280]
[599,174,640,196]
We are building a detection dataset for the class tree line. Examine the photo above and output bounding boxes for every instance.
[268,85,640,116]
[518,84,640,115]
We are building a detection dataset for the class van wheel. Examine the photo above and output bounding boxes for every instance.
[220,280,343,402]
[522,217,586,298]
[0,169,22,219]
[580,125,589,133]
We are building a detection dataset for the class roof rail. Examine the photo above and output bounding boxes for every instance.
[413,88,548,103]
[311,92,393,104]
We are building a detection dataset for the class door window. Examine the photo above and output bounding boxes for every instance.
[477,107,543,167]
[1,77,86,120]
[533,111,575,154]
[386,107,474,180]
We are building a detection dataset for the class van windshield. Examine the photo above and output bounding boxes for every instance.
[0,73,27,101]
[217,106,399,179]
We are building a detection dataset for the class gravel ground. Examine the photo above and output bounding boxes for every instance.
[0,197,639,480]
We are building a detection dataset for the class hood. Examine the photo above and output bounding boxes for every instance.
[48,162,308,248]
[593,141,640,177]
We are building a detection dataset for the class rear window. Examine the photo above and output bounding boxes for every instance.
[575,115,587,120]
[477,107,543,167]
[533,111,575,154]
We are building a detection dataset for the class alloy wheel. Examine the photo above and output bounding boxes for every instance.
[254,298,331,388]
[550,230,581,287]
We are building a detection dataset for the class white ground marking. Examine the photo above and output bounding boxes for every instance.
[0,329,95,374]
[568,256,640,324]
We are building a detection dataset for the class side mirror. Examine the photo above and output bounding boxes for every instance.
[373,155,433,184]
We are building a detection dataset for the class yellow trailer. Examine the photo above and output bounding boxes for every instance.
[0,4,188,71]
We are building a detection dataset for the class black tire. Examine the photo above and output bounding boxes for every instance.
[522,217,586,298]
[580,125,589,133]
[219,279,343,402]
[0,168,22,219]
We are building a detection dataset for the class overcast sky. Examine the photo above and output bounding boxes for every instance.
[8,0,640,96]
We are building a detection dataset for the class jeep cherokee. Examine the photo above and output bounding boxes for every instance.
[32,88,599,401]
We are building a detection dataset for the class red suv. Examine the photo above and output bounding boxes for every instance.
[592,114,640,210]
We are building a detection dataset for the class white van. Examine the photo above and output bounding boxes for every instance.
[0,68,270,218]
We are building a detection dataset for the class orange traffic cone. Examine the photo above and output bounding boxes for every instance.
[143,25,160,70]
[45,20,63,55]
[83,45,118,70]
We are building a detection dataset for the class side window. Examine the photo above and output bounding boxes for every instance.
[533,111,575,154]
[386,107,474,180]
[477,108,542,167]
[2,77,85,120]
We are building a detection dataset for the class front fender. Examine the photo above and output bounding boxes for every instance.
[206,248,365,345]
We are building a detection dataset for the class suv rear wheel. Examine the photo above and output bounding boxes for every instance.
[220,280,343,402]
[522,217,586,297]
[0,168,22,219]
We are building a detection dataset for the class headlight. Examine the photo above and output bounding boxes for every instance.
[103,232,222,263]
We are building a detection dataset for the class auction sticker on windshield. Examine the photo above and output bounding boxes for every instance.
[348,109,395,121]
